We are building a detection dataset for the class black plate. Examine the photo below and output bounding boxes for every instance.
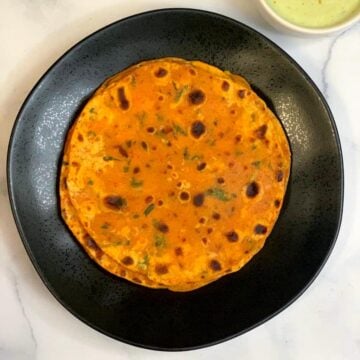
[7,9,343,350]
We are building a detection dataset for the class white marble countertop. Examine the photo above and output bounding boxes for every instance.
[0,0,359,359]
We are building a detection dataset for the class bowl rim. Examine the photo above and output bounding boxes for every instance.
[258,0,360,35]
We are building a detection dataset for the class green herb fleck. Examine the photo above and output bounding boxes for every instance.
[130,75,136,87]
[137,254,149,270]
[123,165,130,173]
[132,213,140,219]
[101,223,110,229]
[135,112,147,126]
[62,161,69,166]
[103,241,120,247]
[246,237,255,245]
[87,130,96,138]
[183,147,190,160]
[173,123,187,136]
[154,130,163,138]
[183,147,202,161]
[154,234,166,248]
[87,179,94,185]
[89,107,96,114]
[173,81,189,102]
[102,238,130,247]
[144,203,155,216]
[206,187,233,202]
[191,154,202,161]
[235,150,243,156]
[152,219,160,228]
[156,113,165,122]
[103,155,119,161]
[252,160,261,169]
[130,177,143,188]
[251,144,257,150]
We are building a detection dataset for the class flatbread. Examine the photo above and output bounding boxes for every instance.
[60,131,165,288]
[60,58,291,291]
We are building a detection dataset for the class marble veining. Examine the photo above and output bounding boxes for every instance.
[321,21,360,99]
[9,269,37,358]
[1,0,359,359]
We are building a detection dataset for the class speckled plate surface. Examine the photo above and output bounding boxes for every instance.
[7,9,343,350]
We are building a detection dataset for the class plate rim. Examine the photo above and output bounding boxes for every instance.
[7,8,344,351]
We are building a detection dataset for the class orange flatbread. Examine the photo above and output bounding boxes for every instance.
[60,58,291,291]
[60,131,165,288]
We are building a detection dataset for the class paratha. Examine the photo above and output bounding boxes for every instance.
[60,57,291,291]
[60,131,164,288]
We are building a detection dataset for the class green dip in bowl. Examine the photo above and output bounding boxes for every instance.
[257,0,360,35]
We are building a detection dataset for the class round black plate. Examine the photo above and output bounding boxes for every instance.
[7,9,343,350]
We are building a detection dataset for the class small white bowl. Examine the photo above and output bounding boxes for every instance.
[256,0,360,36]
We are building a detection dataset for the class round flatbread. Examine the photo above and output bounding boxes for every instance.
[61,58,291,291]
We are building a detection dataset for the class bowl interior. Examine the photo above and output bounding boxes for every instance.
[258,0,360,34]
